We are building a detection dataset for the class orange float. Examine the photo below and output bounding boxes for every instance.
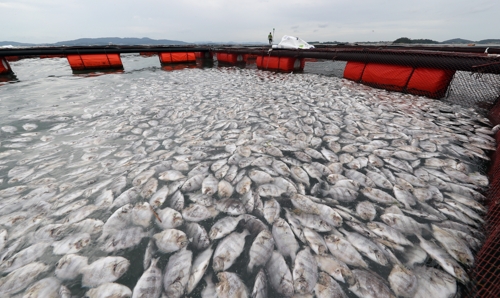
[361,63,414,92]
[406,67,455,99]
[0,57,12,74]
[343,61,366,81]
[159,52,196,63]
[195,52,211,59]
[256,56,304,72]
[216,53,243,64]
[66,53,123,70]
[344,62,456,99]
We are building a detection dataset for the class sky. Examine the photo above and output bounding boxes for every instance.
[1,0,499,44]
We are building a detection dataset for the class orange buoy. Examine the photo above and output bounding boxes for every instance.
[195,52,211,59]
[158,52,196,64]
[216,53,243,64]
[66,53,123,71]
[256,56,304,72]
[406,68,455,99]
[5,56,20,62]
[0,57,12,75]
[361,63,414,92]
[343,61,366,82]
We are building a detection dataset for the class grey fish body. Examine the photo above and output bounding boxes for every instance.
[101,227,148,252]
[417,235,469,284]
[85,283,132,298]
[0,262,49,295]
[153,229,188,253]
[315,254,354,284]
[314,272,348,298]
[187,246,214,294]
[272,217,299,262]
[388,264,418,298]
[349,269,396,298]
[163,247,192,298]
[263,199,281,224]
[252,269,268,298]
[209,215,245,240]
[55,253,88,280]
[0,242,50,273]
[81,256,130,287]
[216,271,249,298]
[324,234,368,268]
[266,251,294,297]
[132,258,162,298]
[412,266,457,298]
[156,207,183,230]
[52,233,91,255]
[339,228,389,266]
[432,224,474,266]
[185,222,210,250]
[213,230,249,272]
[22,277,61,298]
[293,248,318,294]
[247,229,275,272]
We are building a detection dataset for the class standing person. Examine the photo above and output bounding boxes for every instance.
[268,32,273,45]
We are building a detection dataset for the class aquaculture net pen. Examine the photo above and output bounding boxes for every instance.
[323,46,500,297]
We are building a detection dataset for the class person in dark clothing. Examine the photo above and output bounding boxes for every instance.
[268,32,273,45]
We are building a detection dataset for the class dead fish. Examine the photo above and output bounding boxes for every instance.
[22,277,61,298]
[272,217,299,262]
[132,258,162,298]
[314,272,348,298]
[293,247,318,294]
[252,269,268,298]
[85,283,132,298]
[247,229,275,272]
[163,247,193,298]
[216,271,249,298]
[187,246,214,294]
[81,256,130,287]
[266,251,294,297]
[153,229,188,253]
[213,230,249,272]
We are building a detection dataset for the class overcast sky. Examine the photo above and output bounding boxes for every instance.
[2,0,498,44]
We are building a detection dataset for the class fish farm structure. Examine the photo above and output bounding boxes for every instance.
[1,43,500,297]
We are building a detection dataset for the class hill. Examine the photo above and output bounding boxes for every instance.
[0,41,37,47]
[441,38,474,44]
[0,37,189,47]
[52,37,188,46]
[393,37,439,44]
[476,39,500,44]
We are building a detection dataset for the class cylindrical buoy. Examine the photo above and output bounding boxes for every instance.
[66,54,123,71]
[159,52,196,64]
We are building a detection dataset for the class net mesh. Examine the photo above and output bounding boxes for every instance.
[303,48,500,115]
[304,49,500,297]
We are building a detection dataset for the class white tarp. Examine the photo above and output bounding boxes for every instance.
[272,35,315,49]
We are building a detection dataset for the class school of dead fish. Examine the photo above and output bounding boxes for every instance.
[0,65,496,297]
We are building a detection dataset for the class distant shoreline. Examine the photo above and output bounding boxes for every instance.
[1,37,499,47]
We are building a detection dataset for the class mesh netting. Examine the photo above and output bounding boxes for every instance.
[298,49,500,114]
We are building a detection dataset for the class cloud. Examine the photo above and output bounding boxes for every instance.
[1,0,498,43]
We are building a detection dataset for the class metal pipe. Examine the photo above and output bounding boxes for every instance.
[0,46,211,56]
